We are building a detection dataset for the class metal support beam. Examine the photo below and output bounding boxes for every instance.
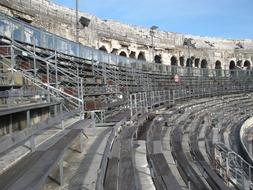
[60,103,64,129]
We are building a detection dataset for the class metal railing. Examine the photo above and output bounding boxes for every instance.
[0,12,253,78]
[214,143,252,190]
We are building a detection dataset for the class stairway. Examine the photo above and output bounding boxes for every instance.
[0,41,84,111]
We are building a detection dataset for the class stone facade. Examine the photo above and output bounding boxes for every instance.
[0,0,253,70]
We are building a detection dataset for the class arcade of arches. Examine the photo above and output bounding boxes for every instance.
[98,46,252,70]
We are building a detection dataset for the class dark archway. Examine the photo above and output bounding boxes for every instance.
[154,55,162,64]
[137,52,146,61]
[194,58,200,68]
[171,56,178,66]
[171,56,178,74]
[201,59,208,68]
[229,61,236,70]
[111,48,118,55]
[119,51,127,57]
[179,57,184,66]
[186,58,193,67]
[237,60,242,67]
[200,59,208,76]
[186,58,193,76]
[244,60,251,70]
[129,51,136,59]
[215,60,222,69]
[99,46,108,52]
[215,60,222,77]
[229,60,236,77]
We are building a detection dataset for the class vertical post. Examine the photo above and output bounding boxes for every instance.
[134,93,137,115]
[91,51,95,75]
[80,78,84,120]
[79,132,84,153]
[91,111,96,135]
[77,64,80,108]
[10,45,15,86]
[158,91,161,105]
[58,156,64,186]
[151,91,154,110]
[130,94,133,121]
[60,102,64,129]
[144,92,148,112]
[27,110,35,152]
[172,90,175,105]
[9,114,13,134]
[54,104,57,117]
[55,52,58,93]
[46,62,50,102]
[33,36,37,77]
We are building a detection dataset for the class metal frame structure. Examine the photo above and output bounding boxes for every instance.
[214,143,252,190]
[0,12,253,121]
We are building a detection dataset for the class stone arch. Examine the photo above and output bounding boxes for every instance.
[229,60,236,76]
[237,60,242,67]
[194,58,200,68]
[179,56,184,66]
[119,51,127,57]
[215,60,222,69]
[154,55,162,64]
[186,58,193,67]
[229,60,236,70]
[129,51,136,59]
[170,56,178,74]
[186,58,193,76]
[137,52,146,61]
[215,60,222,77]
[200,59,208,68]
[171,56,178,66]
[244,60,251,70]
[111,48,118,55]
[99,46,108,52]
[200,59,208,76]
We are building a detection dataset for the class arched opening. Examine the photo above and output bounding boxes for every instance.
[200,59,208,76]
[111,48,118,55]
[137,52,146,61]
[171,56,178,66]
[179,57,184,66]
[229,60,236,77]
[171,56,178,74]
[119,51,127,57]
[215,60,222,69]
[99,46,108,52]
[129,51,136,59]
[215,60,222,77]
[244,60,251,70]
[237,60,242,67]
[186,58,193,67]
[194,58,200,68]
[200,59,208,68]
[154,55,162,64]
[186,58,193,76]
[229,61,236,70]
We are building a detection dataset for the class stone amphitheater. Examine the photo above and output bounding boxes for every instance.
[0,0,252,190]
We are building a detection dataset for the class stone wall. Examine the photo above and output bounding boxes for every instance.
[0,0,253,70]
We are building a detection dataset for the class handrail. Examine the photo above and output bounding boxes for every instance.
[95,118,126,190]
[239,116,253,162]
[0,106,80,155]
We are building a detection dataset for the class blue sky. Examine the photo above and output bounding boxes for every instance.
[52,0,253,39]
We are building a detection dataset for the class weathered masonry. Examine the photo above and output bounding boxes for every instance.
[0,0,253,72]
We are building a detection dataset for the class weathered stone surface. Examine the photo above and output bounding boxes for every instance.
[0,0,252,70]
